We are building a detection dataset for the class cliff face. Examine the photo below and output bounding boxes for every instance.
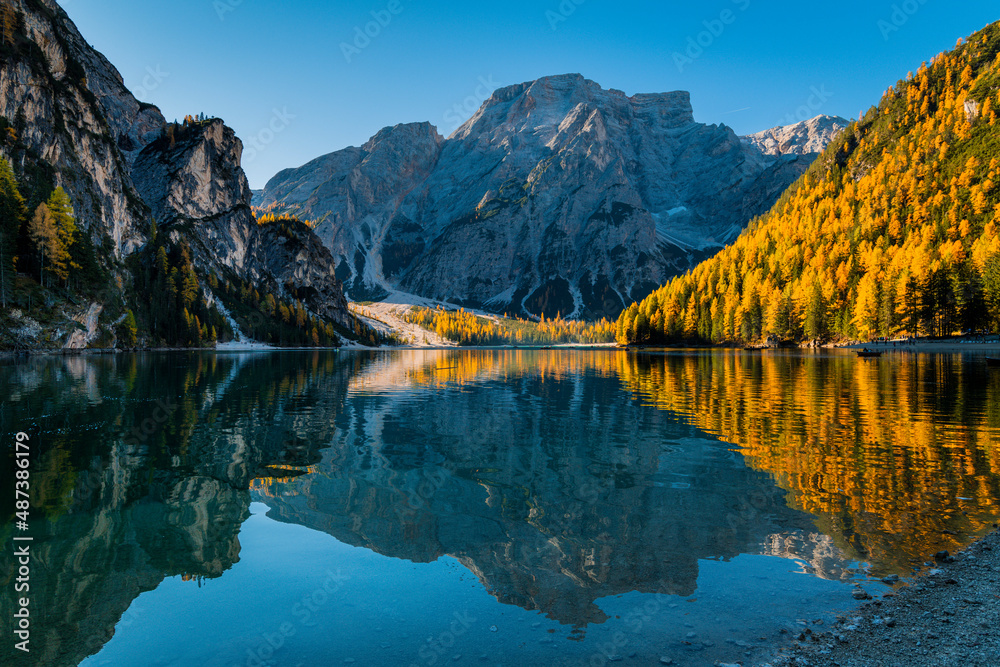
[744,115,849,156]
[131,119,350,327]
[0,0,162,255]
[262,75,841,319]
[0,0,351,344]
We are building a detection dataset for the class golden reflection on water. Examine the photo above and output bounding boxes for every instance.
[378,348,1000,572]
[348,349,622,393]
[615,350,1000,571]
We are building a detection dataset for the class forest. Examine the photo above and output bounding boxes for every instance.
[616,23,1000,346]
[405,306,616,346]
[0,155,387,349]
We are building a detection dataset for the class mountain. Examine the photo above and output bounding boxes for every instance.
[744,115,850,156]
[131,119,350,327]
[0,0,160,256]
[615,22,1000,345]
[260,75,843,319]
[0,0,353,349]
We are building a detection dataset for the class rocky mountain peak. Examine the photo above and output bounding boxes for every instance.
[452,74,695,142]
[262,74,842,318]
[744,114,850,156]
[362,121,443,154]
[1,1,353,346]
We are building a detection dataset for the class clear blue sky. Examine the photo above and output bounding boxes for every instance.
[62,0,998,188]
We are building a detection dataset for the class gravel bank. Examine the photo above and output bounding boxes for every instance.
[763,529,1000,667]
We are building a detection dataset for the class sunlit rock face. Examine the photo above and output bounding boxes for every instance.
[0,0,164,255]
[1,0,351,329]
[261,75,839,319]
[132,121,351,327]
[743,115,849,157]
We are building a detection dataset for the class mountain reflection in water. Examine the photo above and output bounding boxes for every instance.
[2,349,999,666]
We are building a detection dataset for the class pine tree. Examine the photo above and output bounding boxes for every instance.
[984,253,1000,332]
[0,156,25,307]
[803,282,826,340]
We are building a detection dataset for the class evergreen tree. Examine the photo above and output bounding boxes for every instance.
[984,253,1000,332]
[803,282,826,340]
[0,156,25,307]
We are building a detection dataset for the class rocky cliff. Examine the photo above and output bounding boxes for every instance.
[262,75,842,319]
[744,114,849,156]
[0,0,351,345]
[132,119,350,327]
[0,0,161,255]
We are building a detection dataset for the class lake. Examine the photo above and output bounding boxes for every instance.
[2,349,999,666]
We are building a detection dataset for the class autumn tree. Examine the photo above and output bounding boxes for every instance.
[28,203,69,285]
[615,24,1000,345]
[984,253,1000,331]
[0,156,25,306]
[119,310,138,347]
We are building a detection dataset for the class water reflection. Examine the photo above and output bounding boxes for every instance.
[616,350,1000,573]
[1,352,348,667]
[2,349,999,666]
[255,350,819,627]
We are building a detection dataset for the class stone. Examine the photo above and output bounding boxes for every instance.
[132,121,352,330]
[744,115,849,156]
[0,0,353,341]
[260,75,846,318]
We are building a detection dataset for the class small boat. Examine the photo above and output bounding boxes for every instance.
[987,357,1000,367]
[857,350,883,358]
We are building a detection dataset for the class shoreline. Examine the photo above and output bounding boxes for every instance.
[0,342,626,358]
[838,340,1000,354]
[761,527,1000,667]
[5,338,1000,358]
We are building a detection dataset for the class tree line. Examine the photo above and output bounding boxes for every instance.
[405,306,616,346]
[617,25,1000,346]
[1,156,105,308]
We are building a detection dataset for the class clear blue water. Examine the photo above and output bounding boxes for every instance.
[3,349,998,666]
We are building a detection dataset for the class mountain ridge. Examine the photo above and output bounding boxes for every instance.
[615,23,1000,345]
[261,73,845,319]
[0,0,357,349]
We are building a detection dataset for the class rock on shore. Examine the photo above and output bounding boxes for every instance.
[764,528,1000,667]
